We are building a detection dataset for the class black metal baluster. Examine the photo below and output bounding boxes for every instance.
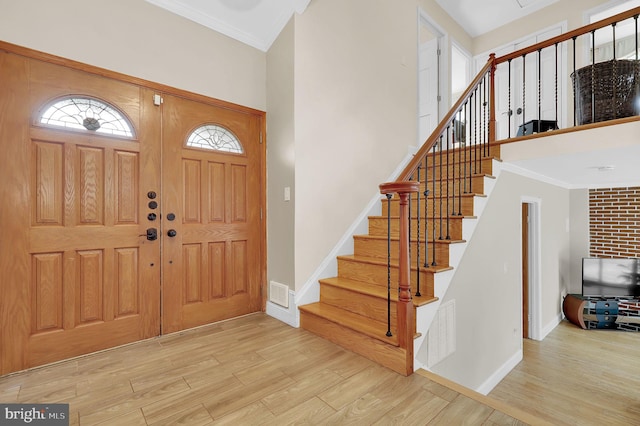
[555,43,559,129]
[508,59,512,138]
[633,15,638,60]
[431,142,437,266]
[451,118,456,219]
[386,192,393,337]
[591,30,596,124]
[522,53,527,132]
[423,163,430,269]
[464,98,470,194]
[537,48,542,130]
[572,36,577,126]
[469,90,475,192]
[613,22,617,59]
[453,110,466,216]
[438,135,444,241]
[445,126,451,240]
[612,23,618,120]
[416,163,422,297]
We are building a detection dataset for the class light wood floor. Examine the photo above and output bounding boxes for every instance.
[490,319,640,426]
[0,314,635,425]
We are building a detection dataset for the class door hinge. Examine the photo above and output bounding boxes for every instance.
[259,132,263,144]
[260,208,263,220]
[437,95,442,102]
[153,94,163,106]
[437,48,441,56]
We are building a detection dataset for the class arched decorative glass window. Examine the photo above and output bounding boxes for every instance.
[39,96,135,138]
[186,124,243,154]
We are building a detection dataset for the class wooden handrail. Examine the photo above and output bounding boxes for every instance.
[496,7,640,64]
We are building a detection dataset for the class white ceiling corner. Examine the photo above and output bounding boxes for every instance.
[435,0,560,37]
[146,0,310,52]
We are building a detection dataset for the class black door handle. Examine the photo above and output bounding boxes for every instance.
[140,228,157,241]
[167,229,177,237]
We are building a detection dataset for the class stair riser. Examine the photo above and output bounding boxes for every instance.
[368,217,463,241]
[425,146,500,167]
[425,153,497,172]
[353,237,451,266]
[383,197,476,216]
[414,176,486,197]
[299,312,410,375]
[320,283,397,328]
[337,258,435,294]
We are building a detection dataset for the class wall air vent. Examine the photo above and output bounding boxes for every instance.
[269,281,289,308]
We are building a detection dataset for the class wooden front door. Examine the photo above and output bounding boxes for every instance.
[0,48,264,376]
[0,55,161,374]
[161,95,263,333]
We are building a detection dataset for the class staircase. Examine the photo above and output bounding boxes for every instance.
[299,143,501,375]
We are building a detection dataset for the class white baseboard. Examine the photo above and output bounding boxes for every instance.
[475,349,523,395]
[266,290,298,327]
[539,313,562,341]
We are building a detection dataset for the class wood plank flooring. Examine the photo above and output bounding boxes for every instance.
[489,319,640,426]
[1,313,534,425]
[1,314,636,425]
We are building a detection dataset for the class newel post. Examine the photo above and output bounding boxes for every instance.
[380,180,419,375]
[488,53,497,143]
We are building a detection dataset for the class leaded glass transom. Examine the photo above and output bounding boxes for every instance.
[186,124,243,154]
[39,96,135,138]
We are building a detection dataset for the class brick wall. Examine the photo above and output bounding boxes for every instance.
[589,187,640,258]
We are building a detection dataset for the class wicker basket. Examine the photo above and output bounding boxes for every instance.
[571,59,640,125]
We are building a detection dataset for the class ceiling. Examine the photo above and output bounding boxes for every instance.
[146,0,640,188]
[435,0,561,37]
[145,0,311,52]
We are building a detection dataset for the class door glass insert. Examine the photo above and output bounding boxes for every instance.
[186,124,243,154]
[39,96,135,138]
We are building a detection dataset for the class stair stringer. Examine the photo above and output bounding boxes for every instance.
[413,159,502,371]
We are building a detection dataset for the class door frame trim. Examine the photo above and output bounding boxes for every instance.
[521,196,542,341]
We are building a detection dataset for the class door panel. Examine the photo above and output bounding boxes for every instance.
[161,95,262,334]
[0,55,162,373]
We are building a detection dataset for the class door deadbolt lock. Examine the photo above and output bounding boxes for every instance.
[167,229,177,237]
[148,213,157,221]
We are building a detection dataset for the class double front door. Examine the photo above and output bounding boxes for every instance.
[0,50,264,375]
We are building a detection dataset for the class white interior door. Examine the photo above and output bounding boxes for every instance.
[486,25,564,140]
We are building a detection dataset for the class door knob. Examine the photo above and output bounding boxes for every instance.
[139,228,157,241]
[516,107,523,115]
[167,229,177,237]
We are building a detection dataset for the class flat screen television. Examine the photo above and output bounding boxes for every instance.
[582,257,640,298]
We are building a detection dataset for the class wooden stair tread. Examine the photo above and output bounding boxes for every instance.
[319,276,438,307]
[298,302,399,346]
[337,254,454,273]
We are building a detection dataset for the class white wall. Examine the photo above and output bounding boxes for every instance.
[472,0,611,58]
[266,19,296,290]
[430,171,571,390]
[292,0,421,289]
[0,0,266,110]
[570,188,590,294]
